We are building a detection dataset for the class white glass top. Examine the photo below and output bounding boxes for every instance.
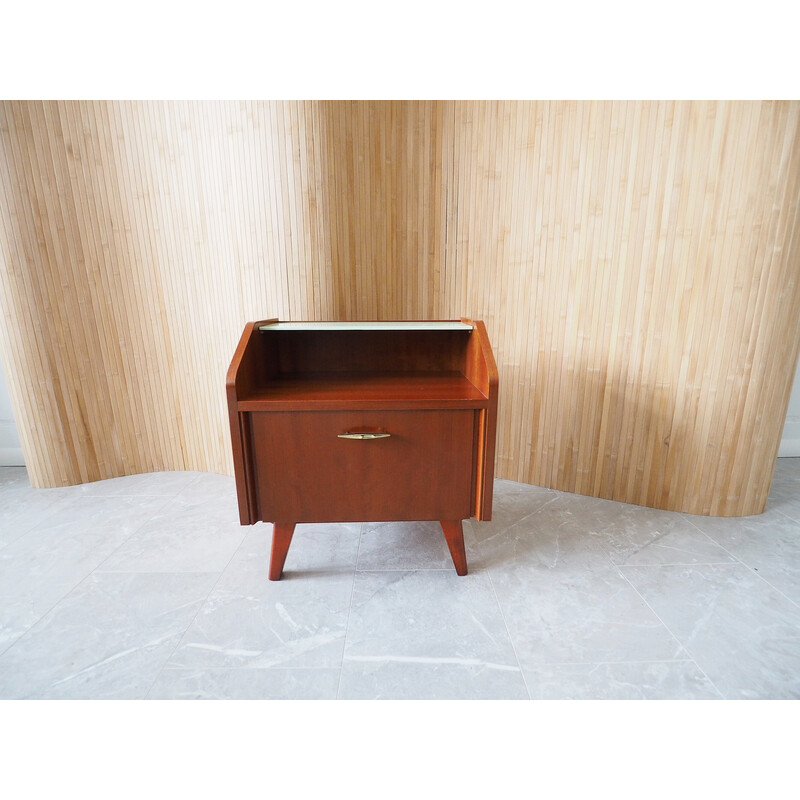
[259,321,473,332]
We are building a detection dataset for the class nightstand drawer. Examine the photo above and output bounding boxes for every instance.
[250,409,475,522]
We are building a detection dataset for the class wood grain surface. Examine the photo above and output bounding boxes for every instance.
[1,100,799,515]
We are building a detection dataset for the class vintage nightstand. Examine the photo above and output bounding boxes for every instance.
[226,319,498,579]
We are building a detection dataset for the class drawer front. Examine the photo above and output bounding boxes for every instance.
[250,410,475,523]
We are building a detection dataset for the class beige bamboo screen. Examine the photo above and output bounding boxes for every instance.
[1,101,799,516]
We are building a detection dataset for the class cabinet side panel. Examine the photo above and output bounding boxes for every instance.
[463,320,499,520]
[227,321,278,524]
[227,407,252,525]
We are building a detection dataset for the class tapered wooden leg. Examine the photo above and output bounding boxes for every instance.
[269,522,296,581]
[440,520,468,576]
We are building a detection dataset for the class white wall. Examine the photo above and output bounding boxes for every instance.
[0,360,24,466]
[779,350,800,457]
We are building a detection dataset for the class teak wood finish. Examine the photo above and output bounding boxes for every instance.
[2,101,800,517]
[226,319,498,577]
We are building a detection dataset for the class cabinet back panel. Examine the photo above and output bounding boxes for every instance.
[273,329,471,375]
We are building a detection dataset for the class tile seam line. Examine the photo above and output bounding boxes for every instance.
[682,514,800,613]
[486,563,532,700]
[614,564,727,700]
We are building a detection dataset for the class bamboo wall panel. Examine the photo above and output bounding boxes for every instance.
[1,101,799,515]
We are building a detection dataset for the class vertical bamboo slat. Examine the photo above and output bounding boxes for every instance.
[0,101,799,516]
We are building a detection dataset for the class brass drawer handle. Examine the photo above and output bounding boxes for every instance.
[337,431,391,440]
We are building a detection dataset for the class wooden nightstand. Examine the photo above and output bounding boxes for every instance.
[226,319,498,579]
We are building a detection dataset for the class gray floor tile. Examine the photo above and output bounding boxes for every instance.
[0,494,173,653]
[491,545,686,667]
[0,481,84,550]
[620,563,800,699]
[227,523,361,576]
[775,499,800,523]
[0,466,28,490]
[593,505,739,566]
[467,481,560,570]
[470,479,560,541]
[343,571,520,676]
[338,660,529,700]
[469,493,610,571]
[523,660,723,699]
[1,461,799,700]
[97,491,247,573]
[684,508,800,606]
[772,457,800,482]
[148,667,340,700]
[357,520,476,571]
[76,470,204,497]
[171,471,237,503]
[765,458,800,520]
[168,570,353,669]
[0,571,218,699]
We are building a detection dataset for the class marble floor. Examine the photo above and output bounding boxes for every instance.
[1,459,799,700]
